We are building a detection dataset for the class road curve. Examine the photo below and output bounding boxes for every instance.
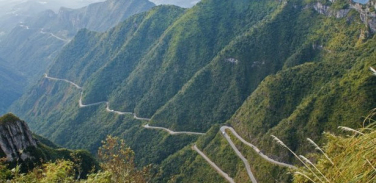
[143,124,205,135]
[40,30,70,43]
[192,145,235,183]
[221,126,296,169]
[45,74,82,89]
[44,74,149,120]
[134,114,151,121]
[220,127,258,183]
[105,102,133,115]
[78,91,106,108]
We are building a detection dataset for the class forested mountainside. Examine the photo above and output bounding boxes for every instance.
[0,59,25,115]
[10,0,376,182]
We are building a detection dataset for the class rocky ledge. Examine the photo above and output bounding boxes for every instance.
[0,113,37,161]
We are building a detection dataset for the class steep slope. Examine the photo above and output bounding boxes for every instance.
[44,0,283,127]
[158,1,376,182]
[225,2,376,162]
[150,0,320,131]
[0,60,25,115]
[10,0,376,182]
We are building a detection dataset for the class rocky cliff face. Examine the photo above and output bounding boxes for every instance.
[310,1,376,33]
[351,2,376,32]
[311,2,350,18]
[0,114,37,161]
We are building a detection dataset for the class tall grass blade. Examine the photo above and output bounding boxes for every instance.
[307,138,334,165]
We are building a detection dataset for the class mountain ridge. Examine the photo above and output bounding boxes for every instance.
[9,0,376,182]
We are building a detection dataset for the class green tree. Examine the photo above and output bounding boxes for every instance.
[98,136,152,183]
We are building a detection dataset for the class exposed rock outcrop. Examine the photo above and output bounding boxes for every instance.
[0,114,37,161]
[310,1,376,33]
[311,2,350,18]
[351,2,376,32]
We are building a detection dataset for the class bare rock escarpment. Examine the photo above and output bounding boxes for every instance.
[0,113,37,161]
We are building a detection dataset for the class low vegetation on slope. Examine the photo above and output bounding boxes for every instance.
[0,113,21,125]
[0,61,25,115]
[291,113,376,182]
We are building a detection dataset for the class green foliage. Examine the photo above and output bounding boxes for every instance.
[0,61,25,115]
[227,4,376,165]
[292,121,376,182]
[151,0,320,131]
[0,158,11,180]
[98,135,152,183]
[0,113,21,125]
[0,136,152,183]
[331,0,350,10]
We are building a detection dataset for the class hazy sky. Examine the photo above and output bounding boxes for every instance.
[353,0,369,4]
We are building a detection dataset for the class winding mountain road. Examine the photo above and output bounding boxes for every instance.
[44,74,82,89]
[40,30,70,43]
[221,126,296,169]
[44,74,150,121]
[220,127,257,183]
[78,91,107,108]
[105,102,133,115]
[144,124,205,135]
[44,74,295,183]
[192,145,235,183]
[134,114,151,121]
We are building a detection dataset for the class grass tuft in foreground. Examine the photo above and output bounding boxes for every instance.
[273,109,376,183]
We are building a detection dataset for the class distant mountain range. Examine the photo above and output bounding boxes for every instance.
[0,0,154,116]
[0,0,105,39]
